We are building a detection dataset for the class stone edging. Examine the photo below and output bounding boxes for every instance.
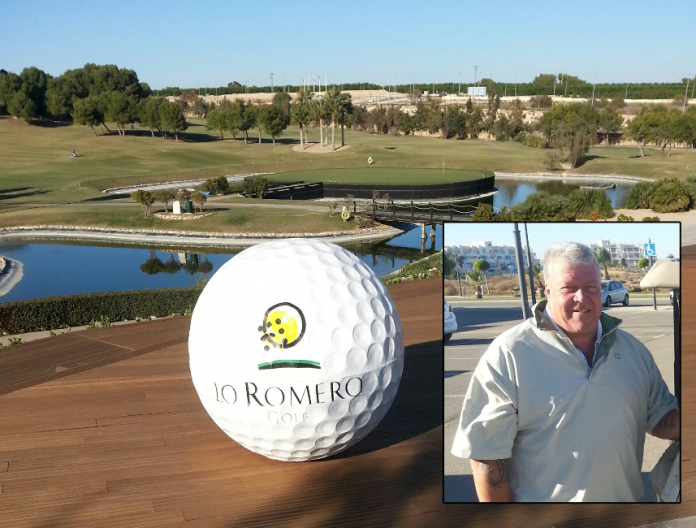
[494,172,643,183]
[152,212,214,220]
[0,224,401,247]
[102,173,270,194]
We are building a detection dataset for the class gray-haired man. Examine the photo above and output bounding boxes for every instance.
[451,242,679,502]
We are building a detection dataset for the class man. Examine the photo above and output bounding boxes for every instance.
[451,242,679,502]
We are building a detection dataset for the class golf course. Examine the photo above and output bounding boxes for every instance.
[1,115,695,233]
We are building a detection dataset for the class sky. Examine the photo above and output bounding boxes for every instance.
[445,222,681,262]
[2,1,695,89]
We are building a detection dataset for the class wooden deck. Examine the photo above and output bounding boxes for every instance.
[0,266,693,527]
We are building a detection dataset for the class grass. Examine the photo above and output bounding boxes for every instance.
[2,116,695,207]
[0,204,350,234]
[267,168,492,185]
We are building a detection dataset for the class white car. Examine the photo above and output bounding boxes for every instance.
[444,300,457,342]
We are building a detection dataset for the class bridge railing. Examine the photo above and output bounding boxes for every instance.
[359,199,478,221]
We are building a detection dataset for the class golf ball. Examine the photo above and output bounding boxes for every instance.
[188,238,404,461]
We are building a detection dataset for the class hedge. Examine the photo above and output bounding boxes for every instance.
[0,287,202,334]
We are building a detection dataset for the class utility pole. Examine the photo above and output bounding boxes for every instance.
[524,223,536,305]
[625,83,628,100]
[474,65,478,87]
[513,223,531,320]
[270,73,273,93]
[459,72,461,96]
[650,238,657,310]
[565,76,568,97]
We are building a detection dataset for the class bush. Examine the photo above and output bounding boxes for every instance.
[356,215,373,229]
[567,188,613,219]
[652,178,692,213]
[509,192,575,221]
[472,203,512,222]
[200,176,229,195]
[381,252,443,284]
[643,216,661,222]
[624,181,657,209]
[617,213,634,222]
[242,176,268,198]
[0,287,202,334]
[496,132,509,142]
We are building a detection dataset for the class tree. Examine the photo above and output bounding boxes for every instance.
[473,259,491,275]
[627,107,654,157]
[598,107,624,134]
[161,101,188,141]
[620,258,627,268]
[191,191,207,212]
[324,87,350,150]
[192,97,208,118]
[595,247,611,279]
[104,91,137,136]
[138,96,165,137]
[206,107,226,139]
[258,104,288,145]
[444,249,458,279]
[152,189,175,212]
[272,91,292,122]
[71,95,104,136]
[508,99,526,137]
[637,257,649,271]
[292,89,312,149]
[131,189,155,217]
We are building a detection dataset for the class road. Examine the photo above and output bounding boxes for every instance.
[444,296,677,503]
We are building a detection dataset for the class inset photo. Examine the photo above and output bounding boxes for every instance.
[444,222,680,503]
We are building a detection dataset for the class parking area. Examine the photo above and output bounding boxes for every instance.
[444,296,677,503]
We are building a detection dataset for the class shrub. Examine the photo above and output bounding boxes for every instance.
[643,216,661,222]
[496,132,509,142]
[617,213,634,222]
[652,178,692,213]
[472,203,511,222]
[567,188,613,219]
[356,215,373,229]
[381,252,443,284]
[624,181,657,209]
[510,192,575,221]
[0,287,202,334]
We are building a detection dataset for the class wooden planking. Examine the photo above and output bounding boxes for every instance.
[0,272,694,528]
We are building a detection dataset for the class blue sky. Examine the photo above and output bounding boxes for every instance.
[445,223,681,261]
[2,1,695,89]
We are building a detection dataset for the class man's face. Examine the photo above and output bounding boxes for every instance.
[545,259,602,341]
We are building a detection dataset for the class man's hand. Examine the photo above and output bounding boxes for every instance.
[652,409,680,441]
[470,459,512,502]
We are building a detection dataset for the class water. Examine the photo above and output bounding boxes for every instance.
[0,225,443,303]
[492,180,632,209]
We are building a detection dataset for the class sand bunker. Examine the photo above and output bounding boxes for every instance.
[292,142,351,154]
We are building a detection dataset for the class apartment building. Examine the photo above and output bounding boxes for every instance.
[447,240,540,275]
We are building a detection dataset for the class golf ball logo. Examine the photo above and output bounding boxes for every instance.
[258,302,318,370]
[188,238,404,462]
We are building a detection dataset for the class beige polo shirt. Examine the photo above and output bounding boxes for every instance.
[451,301,678,502]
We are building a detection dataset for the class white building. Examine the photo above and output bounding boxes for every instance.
[447,240,540,275]
[588,239,642,269]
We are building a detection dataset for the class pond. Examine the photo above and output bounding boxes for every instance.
[0,225,443,303]
[491,179,632,209]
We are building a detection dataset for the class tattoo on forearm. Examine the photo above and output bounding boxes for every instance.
[482,460,507,488]
[658,416,676,430]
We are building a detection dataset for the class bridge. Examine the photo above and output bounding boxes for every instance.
[354,199,475,224]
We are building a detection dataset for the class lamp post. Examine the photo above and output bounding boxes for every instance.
[683,76,690,114]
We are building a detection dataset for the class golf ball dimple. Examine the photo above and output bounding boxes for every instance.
[188,238,404,462]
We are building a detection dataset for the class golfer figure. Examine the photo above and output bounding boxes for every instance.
[451,242,679,502]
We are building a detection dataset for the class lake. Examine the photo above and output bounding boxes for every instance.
[0,225,443,303]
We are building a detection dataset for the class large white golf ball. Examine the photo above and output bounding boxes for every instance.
[188,238,404,461]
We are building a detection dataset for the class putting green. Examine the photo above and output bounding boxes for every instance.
[265,168,493,185]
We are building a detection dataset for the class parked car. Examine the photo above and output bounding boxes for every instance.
[601,280,629,307]
[444,300,457,342]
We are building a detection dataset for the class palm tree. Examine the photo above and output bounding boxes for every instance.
[324,87,344,151]
[292,88,312,150]
[311,96,329,149]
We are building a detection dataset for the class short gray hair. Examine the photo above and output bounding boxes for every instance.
[543,242,600,283]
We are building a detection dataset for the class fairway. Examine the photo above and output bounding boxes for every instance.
[267,168,493,185]
[1,116,694,207]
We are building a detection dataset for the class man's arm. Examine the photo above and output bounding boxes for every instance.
[651,409,680,441]
[470,459,512,502]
